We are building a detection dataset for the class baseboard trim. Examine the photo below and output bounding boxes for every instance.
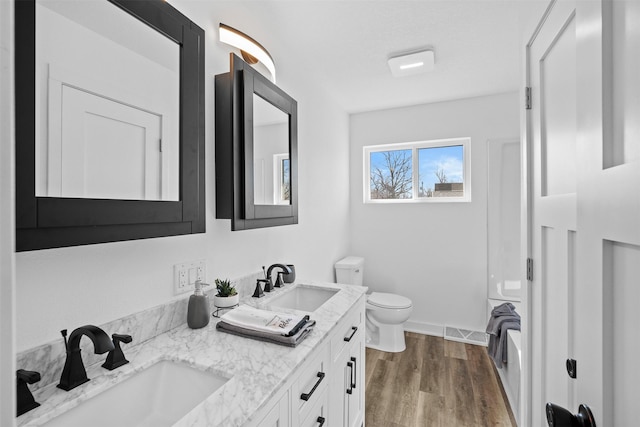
[404,321,443,337]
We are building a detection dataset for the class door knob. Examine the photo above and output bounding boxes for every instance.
[546,403,596,427]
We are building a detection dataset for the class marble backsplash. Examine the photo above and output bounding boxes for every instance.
[16,271,264,392]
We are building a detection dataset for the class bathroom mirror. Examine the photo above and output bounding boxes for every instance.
[215,54,298,230]
[34,0,180,201]
[253,94,291,206]
[15,0,206,251]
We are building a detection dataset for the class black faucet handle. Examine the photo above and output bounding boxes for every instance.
[101,333,133,371]
[16,370,41,416]
[16,369,41,384]
[275,272,285,288]
[252,279,266,298]
[112,334,132,344]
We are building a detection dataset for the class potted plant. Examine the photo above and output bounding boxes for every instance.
[214,278,239,308]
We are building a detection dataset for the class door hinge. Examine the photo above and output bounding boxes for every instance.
[525,87,532,110]
[527,258,533,281]
[159,138,163,153]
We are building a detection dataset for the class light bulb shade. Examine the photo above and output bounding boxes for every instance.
[219,23,276,82]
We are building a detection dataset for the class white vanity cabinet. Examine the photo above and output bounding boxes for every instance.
[253,295,366,427]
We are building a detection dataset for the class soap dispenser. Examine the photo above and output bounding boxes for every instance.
[188,280,210,329]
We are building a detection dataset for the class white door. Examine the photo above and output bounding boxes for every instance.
[526,0,640,426]
[58,85,163,200]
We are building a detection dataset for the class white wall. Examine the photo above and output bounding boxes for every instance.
[14,1,351,352]
[1,0,16,424]
[349,92,519,334]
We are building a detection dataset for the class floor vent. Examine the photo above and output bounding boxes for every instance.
[444,326,488,346]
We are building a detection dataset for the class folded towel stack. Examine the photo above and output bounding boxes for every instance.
[216,305,316,347]
[486,302,520,368]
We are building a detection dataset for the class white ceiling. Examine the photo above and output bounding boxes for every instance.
[205,0,542,114]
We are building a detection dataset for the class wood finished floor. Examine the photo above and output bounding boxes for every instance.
[365,332,517,427]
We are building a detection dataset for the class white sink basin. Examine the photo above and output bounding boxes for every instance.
[43,360,228,427]
[268,285,339,312]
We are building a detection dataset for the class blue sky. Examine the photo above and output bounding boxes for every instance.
[370,145,463,194]
[418,145,463,191]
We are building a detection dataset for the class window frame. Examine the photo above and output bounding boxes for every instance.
[363,137,471,204]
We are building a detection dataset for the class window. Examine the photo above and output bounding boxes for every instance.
[364,138,470,203]
[274,153,290,204]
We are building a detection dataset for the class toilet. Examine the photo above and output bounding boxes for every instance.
[335,256,413,353]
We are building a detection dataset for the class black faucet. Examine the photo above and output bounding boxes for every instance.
[102,334,133,371]
[266,264,292,291]
[57,325,114,391]
[16,369,40,416]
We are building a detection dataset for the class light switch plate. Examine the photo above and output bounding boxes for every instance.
[174,260,206,295]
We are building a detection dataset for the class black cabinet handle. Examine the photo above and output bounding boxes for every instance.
[344,326,358,342]
[350,356,357,389]
[316,416,326,427]
[346,361,354,394]
[300,372,325,401]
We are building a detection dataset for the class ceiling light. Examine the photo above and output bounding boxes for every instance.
[219,23,276,82]
[388,49,435,77]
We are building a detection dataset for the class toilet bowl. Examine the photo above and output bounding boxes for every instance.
[335,257,413,353]
[365,292,413,352]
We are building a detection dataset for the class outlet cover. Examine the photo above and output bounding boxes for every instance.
[174,260,206,295]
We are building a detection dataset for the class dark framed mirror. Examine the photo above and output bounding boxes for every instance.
[15,0,205,251]
[215,54,298,230]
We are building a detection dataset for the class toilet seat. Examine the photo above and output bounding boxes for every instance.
[367,292,412,310]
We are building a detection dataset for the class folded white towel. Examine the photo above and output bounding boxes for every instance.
[220,305,306,336]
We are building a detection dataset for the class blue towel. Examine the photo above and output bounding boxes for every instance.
[486,303,520,368]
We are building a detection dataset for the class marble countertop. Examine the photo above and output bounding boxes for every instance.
[19,281,367,427]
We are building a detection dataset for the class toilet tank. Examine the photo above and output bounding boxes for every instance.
[335,256,364,286]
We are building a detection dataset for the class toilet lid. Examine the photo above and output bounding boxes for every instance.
[368,292,412,309]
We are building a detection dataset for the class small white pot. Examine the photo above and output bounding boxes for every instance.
[213,294,239,308]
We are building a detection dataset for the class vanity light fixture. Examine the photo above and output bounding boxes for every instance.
[387,49,435,77]
[219,23,276,82]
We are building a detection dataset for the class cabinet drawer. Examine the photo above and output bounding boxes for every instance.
[294,344,329,421]
[331,303,363,361]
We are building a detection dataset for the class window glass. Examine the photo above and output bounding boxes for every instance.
[418,145,464,198]
[369,149,412,199]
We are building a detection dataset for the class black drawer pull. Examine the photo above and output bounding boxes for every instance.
[317,416,326,426]
[350,356,357,389]
[300,372,325,401]
[346,361,354,394]
[343,326,358,342]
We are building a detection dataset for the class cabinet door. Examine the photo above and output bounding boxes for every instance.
[347,333,364,427]
[331,347,350,426]
[330,324,365,427]
[300,388,329,427]
[257,391,289,427]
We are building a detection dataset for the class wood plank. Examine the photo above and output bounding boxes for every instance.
[420,356,444,395]
[386,371,421,426]
[365,358,399,425]
[444,339,468,360]
[416,391,445,427]
[423,334,445,360]
[365,347,385,386]
[445,355,479,426]
[466,344,514,427]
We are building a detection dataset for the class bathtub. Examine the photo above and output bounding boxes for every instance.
[488,298,521,421]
